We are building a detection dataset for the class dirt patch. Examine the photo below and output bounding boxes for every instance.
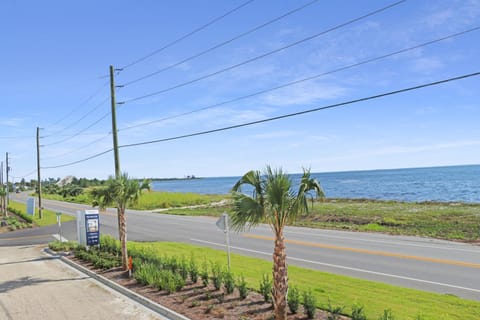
[68,256,346,320]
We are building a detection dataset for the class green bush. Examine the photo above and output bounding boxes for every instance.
[327,300,343,320]
[179,256,189,281]
[378,309,395,320]
[303,289,317,319]
[189,255,199,283]
[49,240,78,252]
[288,285,300,314]
[201,259,209,286]
[352,303,367,320]
[259,274,272,303]
[211,261,223,290]
[237,275,248,300]
[224,270,235,294]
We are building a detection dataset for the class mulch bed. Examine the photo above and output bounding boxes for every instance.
[67,255,344,320]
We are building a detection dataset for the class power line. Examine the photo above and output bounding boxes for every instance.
[122,0,320,86]
[42,149,113,169]
[121,0,256,70]
[43,71,479,169]
[118,26,479,132]
[41,133,111,161]
[42,111,111,147]
[121,0,406,104]
[119,71,480,148]
[43,96,110,138]
[12,169,37,180]
[46,80,110,128]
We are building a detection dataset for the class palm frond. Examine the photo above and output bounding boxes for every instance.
[230,192,265,231]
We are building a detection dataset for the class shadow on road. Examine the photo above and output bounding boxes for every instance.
[0,276,90,294]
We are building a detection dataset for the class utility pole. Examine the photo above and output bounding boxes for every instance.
[110,65,121,178]
[0,161,4,216]
[36,127,43,219]
[5,152,9,208]
[110,65,121,239]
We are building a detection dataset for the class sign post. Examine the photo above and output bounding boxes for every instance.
[56,212,62,242]
[216,212,231,271]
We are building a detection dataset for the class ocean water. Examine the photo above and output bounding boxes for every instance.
[151,165,480,203]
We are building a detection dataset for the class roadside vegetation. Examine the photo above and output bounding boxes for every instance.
[7,200,74,227]
[49,235,480,320]
[166,199,480,242]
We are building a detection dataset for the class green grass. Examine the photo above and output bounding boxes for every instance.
[41,190,226,210]
[127,241,480,320]
[8,200,74,227]
[165,198,480,242]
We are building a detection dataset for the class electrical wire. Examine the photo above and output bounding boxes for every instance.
[121,0,256,70]
[46,80,110,128]
[118,26,479,132]
[41,149,113,169]
[43,96,110,138]
[122,0,320,86]
[119,71,480,148]
[121,0,406,104]
[41,133,112,161]
[12,169,37,180]
[42,71,480,169]
[42,111,111,147]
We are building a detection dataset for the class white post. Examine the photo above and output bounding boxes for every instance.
[224,213,231,271]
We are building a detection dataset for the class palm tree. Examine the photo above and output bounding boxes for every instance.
[90,172,150,270]
[231,167,324,320]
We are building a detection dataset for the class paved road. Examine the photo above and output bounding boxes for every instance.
[0,245,166,320]
[7,192,480,301]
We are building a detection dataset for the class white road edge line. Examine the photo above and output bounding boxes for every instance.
[190,238,480,294]
[52,234,69,242]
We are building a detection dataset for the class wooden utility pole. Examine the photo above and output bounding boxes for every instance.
[110,65,121,178]
[36,127,43,219]
[109,65,122,240]
[5,152,9,208]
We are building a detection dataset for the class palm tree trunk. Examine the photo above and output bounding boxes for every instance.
[119,208,128,270]
[272,230,288,320]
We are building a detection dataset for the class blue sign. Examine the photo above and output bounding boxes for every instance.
[26,198,35,215]
[85,213,100,246]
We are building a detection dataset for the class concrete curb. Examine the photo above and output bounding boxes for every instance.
[44,248,190,320]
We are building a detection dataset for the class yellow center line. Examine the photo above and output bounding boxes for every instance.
[243,234,480,269]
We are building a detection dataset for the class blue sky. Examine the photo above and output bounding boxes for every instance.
[1,0,479,181]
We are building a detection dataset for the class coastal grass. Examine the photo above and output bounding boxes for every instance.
[40,190,225,210]
[164,198,480,242]
[8,200,74,227]
[128,240,480,320]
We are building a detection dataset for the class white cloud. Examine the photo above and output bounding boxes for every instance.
[0,118,25,127]
[262,81,347,106]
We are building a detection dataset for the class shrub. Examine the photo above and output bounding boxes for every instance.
[287,285,300,314]
[259,274,272,303]
[224,270,235,294]
[351,303,367,320]
[327,300,343,320]
[211,262,223,290]
[237,275,248,300]
[302,289,316,319]
[201,259,209,286]
[378,309,395,320]
[179,256,189,281]
[189,255,199,283]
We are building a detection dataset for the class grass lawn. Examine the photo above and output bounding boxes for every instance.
[128,241,480,320]
[165,198,480,242]
[8,200,75,227]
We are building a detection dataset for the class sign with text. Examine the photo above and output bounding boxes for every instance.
[26,198,35,215]
[85,213,100,246]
